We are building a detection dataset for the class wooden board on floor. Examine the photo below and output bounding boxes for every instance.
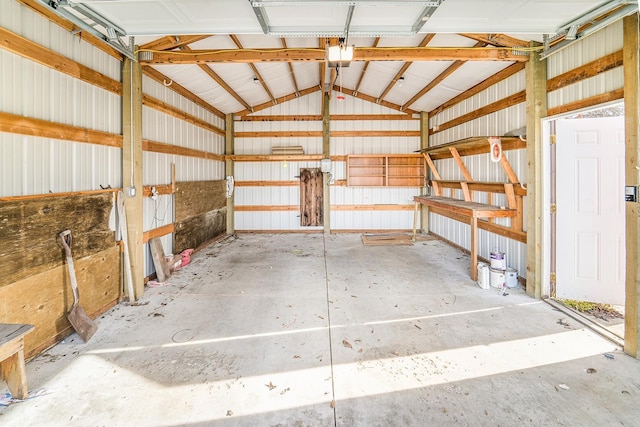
[148,237,170,282]
[361,234,414,246]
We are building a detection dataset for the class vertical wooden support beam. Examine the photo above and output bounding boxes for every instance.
[420,111,430,232]
[122,57,144,299]
[525,43,547,299]
[225,114,235,235]
[322,93,331,234]
[624,12,640,358]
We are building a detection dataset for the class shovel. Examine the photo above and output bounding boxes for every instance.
[59,229,97,342]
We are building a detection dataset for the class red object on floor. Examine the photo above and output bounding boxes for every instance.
[181,248,194,267]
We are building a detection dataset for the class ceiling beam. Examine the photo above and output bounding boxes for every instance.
[142,66,225,119]
[353,37,380,95]
[236,86,321,116]
[428,61,526,117]
[140,35,213,51]
[460,33,529,48]
[181,46,253,112]
[403,41,486,111]
[140,46,530,64]
[230,35,277,104]
[332,85,417,116]
[377,33,436,103]
[281,39,300,95]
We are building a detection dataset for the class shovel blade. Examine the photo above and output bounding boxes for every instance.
[68,305,98,343]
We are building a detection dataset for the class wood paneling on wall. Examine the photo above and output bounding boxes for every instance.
[0,192,116,286]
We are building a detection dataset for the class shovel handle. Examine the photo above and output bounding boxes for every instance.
[59,230,80,308]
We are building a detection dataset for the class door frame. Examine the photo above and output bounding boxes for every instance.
[541,101,625,320]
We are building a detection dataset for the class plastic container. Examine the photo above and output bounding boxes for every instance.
[477,262,490,289]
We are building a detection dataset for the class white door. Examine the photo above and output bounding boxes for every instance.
[556,116,625,305]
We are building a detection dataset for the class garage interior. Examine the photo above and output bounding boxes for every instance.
[1,0,640,425]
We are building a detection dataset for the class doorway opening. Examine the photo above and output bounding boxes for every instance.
[543,102,625,340]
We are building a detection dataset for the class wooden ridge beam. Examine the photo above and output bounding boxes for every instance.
[237,114,416,121]
[0,111,123,148]
[141,46,529,65]
[142,95,224,136]
[142,67,225,119]
[0,26,122,95]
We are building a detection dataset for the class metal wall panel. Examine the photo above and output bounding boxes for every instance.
[547,21,624,111]
[426,67,528,278]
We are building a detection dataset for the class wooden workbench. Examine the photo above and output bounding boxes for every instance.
[412,196,516,281]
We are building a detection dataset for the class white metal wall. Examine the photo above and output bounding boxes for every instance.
[141,76,226,275]
[547,20,624,112]
[0,1,122,197]
[428,68,527,278]
[233,91,422,231]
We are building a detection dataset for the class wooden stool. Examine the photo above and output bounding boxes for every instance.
[0,324,35,400]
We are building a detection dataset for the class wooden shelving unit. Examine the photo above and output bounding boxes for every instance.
[412,136,528,280]
[347,154,425,187]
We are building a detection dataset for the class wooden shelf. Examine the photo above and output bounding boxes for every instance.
[416,136,525,160]
[347,154,425,187]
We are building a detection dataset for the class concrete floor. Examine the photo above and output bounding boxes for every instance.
[2,234,639,426]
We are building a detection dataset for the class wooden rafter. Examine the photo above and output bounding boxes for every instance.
[281,39,300,95]
[230,35,276,104]
[332,85,417,116]
[428,62,526,117]
[142,66,225,119]
[403,41,486,111]
[353,37,380,95]
[377,34,436,103]
[460,33,529,48]
[140,35,212,51]
[236,86,321,116]
[141,46,530,64]
[181,46,252,112]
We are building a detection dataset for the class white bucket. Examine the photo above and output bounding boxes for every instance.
[489,268,506,289]
[505,268,518,288]
[477,263,489,289]
[490,252,506,270]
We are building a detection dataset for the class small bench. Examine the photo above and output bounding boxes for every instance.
[1,323,35,399]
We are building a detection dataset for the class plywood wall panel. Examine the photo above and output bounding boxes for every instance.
[0,192,116,286]
[0,245,121,358]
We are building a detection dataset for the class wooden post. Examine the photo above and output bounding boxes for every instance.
[470,217,478,281]
[323,93,331,234]
[624,12,639,358]
[420,111,430,233]
[225,113,235,235]
[525,43,547,298]
[122,57,144,299]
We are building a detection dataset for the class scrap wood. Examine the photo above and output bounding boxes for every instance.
[361,233,414,246]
